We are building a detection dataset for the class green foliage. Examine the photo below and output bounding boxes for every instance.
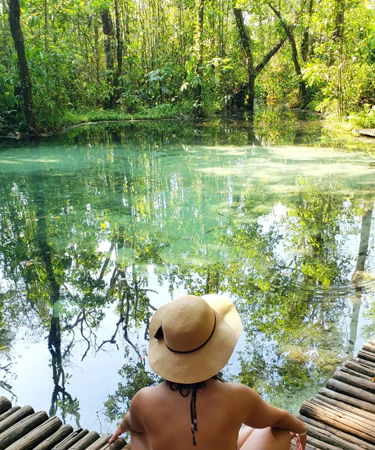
[347,105,375,129]
[1,0,375,132]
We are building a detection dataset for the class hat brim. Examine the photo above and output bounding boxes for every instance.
[148,294,242,384]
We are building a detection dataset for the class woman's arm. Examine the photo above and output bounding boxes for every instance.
[108,389,147,445]
[234,383,307,448]
[108,412,133,444]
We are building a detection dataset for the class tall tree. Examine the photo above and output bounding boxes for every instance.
[195,0,204,117]
[300,0,314,62]
[233,8,286,113]
[267,1,309,108]
[7,0,37,132]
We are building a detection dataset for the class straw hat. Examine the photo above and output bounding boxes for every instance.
[148,294,243,384]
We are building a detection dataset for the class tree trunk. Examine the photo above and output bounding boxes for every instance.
[301,0,314,62]
[349,201,374,354]
[101,3,123,109]
[351,202,373,286]
[233,8,254,112]
[8,0,38,132]
[233,8,286,113]
[333,0,345,41]
[194,0,204,118]
[114,0,123,75]
[101,8,115,71]
[267,1,309,108]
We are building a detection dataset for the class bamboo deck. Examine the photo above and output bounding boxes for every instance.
[1,338,375,450]
[297,337,375,450]
[0,399,128,450]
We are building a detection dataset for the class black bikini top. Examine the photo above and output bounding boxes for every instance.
[166,375,223,446]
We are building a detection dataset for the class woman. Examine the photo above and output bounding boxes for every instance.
[108,294,307,450]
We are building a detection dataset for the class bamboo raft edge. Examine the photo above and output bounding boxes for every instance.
[299,337,375,450]
[0,400,128,450]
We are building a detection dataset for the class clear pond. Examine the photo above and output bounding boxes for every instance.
[1,114,375,434]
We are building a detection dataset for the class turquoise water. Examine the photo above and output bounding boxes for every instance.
[0,117,375,433]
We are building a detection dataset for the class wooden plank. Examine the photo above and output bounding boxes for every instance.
[0,405,34,433]
[5,416,62,450]
[0,407,21,422]
[314,394,375,421]
[0,411,48,450]
[299,414,375,450]
[332,370,375,394]
[0,397,12,415]
[319,387,375,414]
[345,360,375,377]
[51,428,89,450]
[326,378,375,404]
[300,398,375,441]
[33,424,74,450]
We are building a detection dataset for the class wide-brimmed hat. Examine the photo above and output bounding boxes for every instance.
[148,294,243,384]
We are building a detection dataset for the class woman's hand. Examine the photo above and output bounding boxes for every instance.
[108,412,131,445]
[290,431,307,450]
[108,425,125,445]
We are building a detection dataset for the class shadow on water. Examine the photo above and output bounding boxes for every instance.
[0,109,375,431]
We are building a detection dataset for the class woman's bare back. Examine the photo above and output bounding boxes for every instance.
[129,379,243,450]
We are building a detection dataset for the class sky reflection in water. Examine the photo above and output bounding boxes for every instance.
[0,118,375,433]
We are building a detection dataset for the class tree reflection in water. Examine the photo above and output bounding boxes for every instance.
[0,115,374,429]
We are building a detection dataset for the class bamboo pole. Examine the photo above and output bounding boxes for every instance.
[84,434,112,450]
[345,359,375,377]
[0,411,48,450]
[299,414,375,450]
[358,349,375,363]
[341,366,372,380]
[5,416,62,450]
[85,434,127,450]
[0,405,34,433]
[0,406,21,422]
[319,387,375,413]
[0,397,12,415]
[326,378,375,404]
[306,434,344,450]
[314,394,375,421]
[332,370,375,393]
[362,342,375,354]
[354,357,375,370]
[32,424,74,450]
[300,399,375,441]
[67,430,100,449]
[52,428,89,450]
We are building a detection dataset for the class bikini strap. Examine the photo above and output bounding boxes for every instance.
[190,387,197,445]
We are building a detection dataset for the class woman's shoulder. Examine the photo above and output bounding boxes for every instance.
[215,381,257,399]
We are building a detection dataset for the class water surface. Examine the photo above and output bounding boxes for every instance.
[1,115,375,433]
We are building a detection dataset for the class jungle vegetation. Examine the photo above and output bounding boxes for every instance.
[1,0,375,134]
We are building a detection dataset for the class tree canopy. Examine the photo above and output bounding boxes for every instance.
[1,0,375,133]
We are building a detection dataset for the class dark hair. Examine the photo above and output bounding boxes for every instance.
[166,374,224,397]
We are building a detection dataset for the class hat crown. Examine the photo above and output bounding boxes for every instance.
[163,296,216,353]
